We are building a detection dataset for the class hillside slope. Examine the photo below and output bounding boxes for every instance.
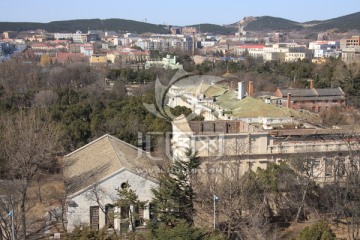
[308,11,360,32]
[0,18,170,34]
[244,16,303,31]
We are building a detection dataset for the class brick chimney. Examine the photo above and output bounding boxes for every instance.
[310,79,314,89]
[248,81,254,97]
[287,93,292,108]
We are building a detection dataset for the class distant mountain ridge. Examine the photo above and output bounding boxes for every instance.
[0,18,170,34]
[0,11,359,35]
[307,11,360,32]
[244,16,303,31]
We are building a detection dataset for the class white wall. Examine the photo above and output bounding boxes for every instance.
[66,170,157,232]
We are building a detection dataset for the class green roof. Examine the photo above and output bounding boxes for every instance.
[216,91,320,122]
[204,85,227,98]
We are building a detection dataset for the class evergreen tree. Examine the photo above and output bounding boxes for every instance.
[298,221,336,240]
[115,182,147,232]
[151,150,200,226]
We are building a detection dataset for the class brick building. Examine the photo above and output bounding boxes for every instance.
[274,80,346,112]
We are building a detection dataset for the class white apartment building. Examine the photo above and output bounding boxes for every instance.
[135,34,193,52]
[54,30,87,43]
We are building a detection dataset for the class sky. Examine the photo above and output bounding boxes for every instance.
[1,0,359,26]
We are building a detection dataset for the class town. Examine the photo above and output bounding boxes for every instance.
[0,8,360,240]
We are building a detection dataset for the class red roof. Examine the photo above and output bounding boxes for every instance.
[52,52,87,63]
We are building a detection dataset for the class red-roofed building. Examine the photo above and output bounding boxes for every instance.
[52,52,87,64]
[236,45,265,58]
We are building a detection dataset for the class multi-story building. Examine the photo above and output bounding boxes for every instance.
[236,44,264,57]
[135,34,193,53]
[172,116,359,183]
[54,30,88,43]
[340,35,360,49]
[342,47,360,63]
[144,55,183,70]
[284,47,312,62]
[107,50,149,64]
[309,41,341,59]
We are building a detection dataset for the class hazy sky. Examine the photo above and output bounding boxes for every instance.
[1,0,358,26]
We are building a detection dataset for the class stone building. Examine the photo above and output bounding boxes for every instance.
[172,116,359,183]
[64,134,158,233]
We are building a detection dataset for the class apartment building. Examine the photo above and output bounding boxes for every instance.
[54,30,88,43]
[135,34,193,53]
[340,35,360,49]
[236,44,265,57]
[144,55,183,70]
[342,47,360,63]
[309,41,341,59]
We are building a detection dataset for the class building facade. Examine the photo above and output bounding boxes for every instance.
[172,116,359,183]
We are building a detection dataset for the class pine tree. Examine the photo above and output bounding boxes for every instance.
[115,182,147,232]
[151,149,200,226]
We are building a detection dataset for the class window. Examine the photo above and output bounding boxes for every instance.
[105,204,115,228]
[90,206,99,230]
[120,206,129,220]
[336,157,346,177]
[121,182,129,189]
[135,204,145,227]
[325,158,333,177]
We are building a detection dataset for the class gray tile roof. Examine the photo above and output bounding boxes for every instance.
[64,134,156,195]
[278,87,345,98]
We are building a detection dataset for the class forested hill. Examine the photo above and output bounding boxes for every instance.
[308,11,360,32]
[232,11,360,32]
[244,16,303,31]
[0,18,170,34]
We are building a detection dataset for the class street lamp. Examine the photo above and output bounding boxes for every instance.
[213,194,219,230]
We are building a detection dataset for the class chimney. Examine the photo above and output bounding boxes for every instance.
[248,81,254,97]
[287,93,292,108]
[310,79,314,89]
[238,82,245,100]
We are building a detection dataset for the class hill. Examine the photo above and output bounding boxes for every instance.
[308,11,360,32]
[187,24,237,34]
[244,16,303,31]
[0,18,170,34]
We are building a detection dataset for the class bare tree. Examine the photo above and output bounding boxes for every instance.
[0,109,61,238]
[193,156,274,240]
[287,152,324,222]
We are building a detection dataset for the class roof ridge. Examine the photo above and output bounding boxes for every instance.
[107,134,148,154]
[107,135,155,168]
[64,134,112,157]
[107,135,128,166]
